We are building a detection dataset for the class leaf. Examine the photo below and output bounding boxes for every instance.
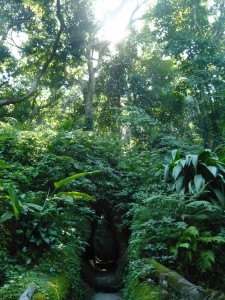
[213,189,225,208]
[194,174,205,192]
[185,154,192,166]
[206,166,218,177]
[0,211,14,222]
[217,163,225,174]
[164,164,170,182]
[180,159,186,168]
[175,176,184,193]
[54,170,101,189]
[219,157,225,164]
[178,242,190,249]
[56,195,74,204]
[188,181,195,193]
[57,191,93,201]
[25,203,43,211]
[171,149,180,162]
[172,164,183,180]
[8,183,21,221]
[190,155,198,170]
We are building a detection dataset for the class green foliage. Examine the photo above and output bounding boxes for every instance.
[126,173,225,291]
[152,0,225,146]
[123,259,165,300]
[163,147,225,208]
[0,170,97,253]
[128,192,183,264]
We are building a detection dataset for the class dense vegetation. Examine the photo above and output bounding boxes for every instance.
[1,0,225,299]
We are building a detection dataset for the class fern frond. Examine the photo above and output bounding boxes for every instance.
[197,250,215,273]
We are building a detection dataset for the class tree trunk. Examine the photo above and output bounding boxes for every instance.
[144,259,225,300]
[84,59,95,131]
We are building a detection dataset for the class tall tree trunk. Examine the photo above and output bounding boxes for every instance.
[84,58,96,131]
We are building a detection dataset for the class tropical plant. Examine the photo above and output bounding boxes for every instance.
[0,170,100,254]
[163,147,225,209]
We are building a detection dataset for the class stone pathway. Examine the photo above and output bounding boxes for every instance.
[91,292,122,300]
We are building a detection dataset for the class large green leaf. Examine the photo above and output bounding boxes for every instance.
[54,170,101,189]
[180,159,186,168]
[190,155,198,170]
[8,183,21,221]
[194,174,205,192]
[164,164,170,182]
[175,176,184,193]
[219,157,225,164]
[57,191,93,201]
[213,189,225,208]
[171,149,180,162]
[172,163,183,180]
[25,203,43,211]
[185,155,192,166]
[0,211,14,222]
[207,166,218,177]
[177,242,190,249]
[188,181,196,193]
[217,163,225,174]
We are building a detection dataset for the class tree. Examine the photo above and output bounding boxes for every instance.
[0,0,95,126]
[151,0,225,146]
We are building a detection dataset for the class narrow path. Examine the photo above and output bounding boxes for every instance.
[91,292,122,300]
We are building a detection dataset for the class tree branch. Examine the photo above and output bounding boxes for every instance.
[0,0,65,107]
[126,0,149,29]
[193,5,204,37]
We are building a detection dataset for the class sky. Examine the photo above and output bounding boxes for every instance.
[94,0,155,44]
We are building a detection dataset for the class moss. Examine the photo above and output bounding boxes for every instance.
[135,283,164,300]
[0,213,90,300]
[32,275,69,300]
[32,292,47,300]
[123,275,165,300]
[47,275,69,299]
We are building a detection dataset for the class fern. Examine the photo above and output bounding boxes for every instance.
[197,250,215,273]
[198,235,225,244]
[184,226,199,238]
